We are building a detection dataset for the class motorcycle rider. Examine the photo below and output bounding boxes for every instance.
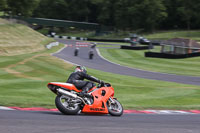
[66,66,103,97]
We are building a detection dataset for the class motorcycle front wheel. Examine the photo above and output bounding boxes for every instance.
[55,95,80,115]
[107,98,123,116]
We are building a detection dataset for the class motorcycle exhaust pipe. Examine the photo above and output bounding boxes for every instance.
[57,88,86,104]
[57,88,78,98]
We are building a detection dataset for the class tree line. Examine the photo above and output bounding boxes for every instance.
[0,0,200,32]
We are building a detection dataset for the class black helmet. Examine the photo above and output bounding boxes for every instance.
[75,66,87,73]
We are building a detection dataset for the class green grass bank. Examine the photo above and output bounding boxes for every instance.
[0,18,53,56]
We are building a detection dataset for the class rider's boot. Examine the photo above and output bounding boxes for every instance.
[79,88,92,98]
[79,92,92,98]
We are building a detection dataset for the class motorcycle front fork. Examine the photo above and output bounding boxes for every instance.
[107,97,115,106]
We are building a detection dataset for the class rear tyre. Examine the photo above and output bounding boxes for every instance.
[107,98,123,116]
[55,95,80,115]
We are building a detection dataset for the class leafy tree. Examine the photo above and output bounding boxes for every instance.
[131,0,167,31]
[161,0,181,29]
[7,0,40,17]
[64,0,90,21]
[176,0,200,30]
[113,0,167,31]
[0,0,7,11]
[114,0,136,30]
[34,0,91,22]
[5,0,200,31]
[94,0,118,26]
[33,0,68,19]
[33,0,168,31]
[162,0,200,30]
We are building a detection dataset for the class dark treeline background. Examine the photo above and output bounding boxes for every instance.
[0,0,200,32]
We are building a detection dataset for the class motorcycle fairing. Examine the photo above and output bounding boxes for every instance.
[82,86,114,114]
[48,82,81,93]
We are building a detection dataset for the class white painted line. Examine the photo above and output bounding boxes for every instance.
[0,106,15,110]
[96,48,121,66]
[146,110,193,114]
[53,45,67,54]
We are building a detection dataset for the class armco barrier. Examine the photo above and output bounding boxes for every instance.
[145,52,200,59]
[87,38,125,42]
[48,34,126,42]
[47,35,87,41]
[121,45,149,50]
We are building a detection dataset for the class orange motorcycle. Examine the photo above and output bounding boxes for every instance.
[47,82,123,116]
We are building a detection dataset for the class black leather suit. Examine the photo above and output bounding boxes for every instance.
[66,71,101,93]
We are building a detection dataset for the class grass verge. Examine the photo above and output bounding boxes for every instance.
[98,47,200,76]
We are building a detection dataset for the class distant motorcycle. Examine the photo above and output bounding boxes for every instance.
[89,50,94,59]
[47,82,123,116]
[88,43,96,59]
[74,48,79,56]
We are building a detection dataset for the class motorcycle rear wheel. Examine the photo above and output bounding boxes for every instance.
[107,98,123,116]
[55,95,80,115]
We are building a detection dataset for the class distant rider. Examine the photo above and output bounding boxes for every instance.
[66,66,103,97]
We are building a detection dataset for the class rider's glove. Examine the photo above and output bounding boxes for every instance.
[99,80,105,85]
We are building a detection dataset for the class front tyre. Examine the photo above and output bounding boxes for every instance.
[55,95,80,115]
[107,98,123,116]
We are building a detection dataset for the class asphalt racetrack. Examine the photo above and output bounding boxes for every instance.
[1,110,200,133]
[54,39,200,86]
